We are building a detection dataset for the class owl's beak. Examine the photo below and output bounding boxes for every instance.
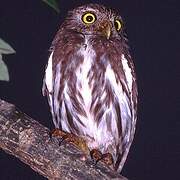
[100,22,112,39]
[105,25,111,39]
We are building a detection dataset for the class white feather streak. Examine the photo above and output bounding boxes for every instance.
[121,54,133,91]
[45,52,53,93]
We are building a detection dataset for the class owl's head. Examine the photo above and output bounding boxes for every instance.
[62,4,124,40]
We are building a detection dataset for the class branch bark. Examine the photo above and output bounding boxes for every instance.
[0,99,127,180]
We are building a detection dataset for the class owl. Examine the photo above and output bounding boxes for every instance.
[43,3,138,172]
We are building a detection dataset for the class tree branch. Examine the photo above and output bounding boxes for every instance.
[0,99,127,180]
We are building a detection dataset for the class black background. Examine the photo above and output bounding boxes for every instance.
[0,0,179,179]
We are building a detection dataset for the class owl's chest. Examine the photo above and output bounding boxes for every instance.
[62,44,104,133]
[74,45,96,108]
[60,42,131,152]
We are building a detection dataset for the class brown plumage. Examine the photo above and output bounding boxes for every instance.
[43,3,138,172]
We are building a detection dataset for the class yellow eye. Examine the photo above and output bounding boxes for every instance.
[114,19,122,31]
[82,12,96,24]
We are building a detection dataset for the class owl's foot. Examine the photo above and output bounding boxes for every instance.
[90,149,102,164]
[50,129,114,167]
[90,149,114,166]
[50,128,89,153]
[101,152,114,165]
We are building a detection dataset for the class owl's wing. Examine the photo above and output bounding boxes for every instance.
[114,53,138,172]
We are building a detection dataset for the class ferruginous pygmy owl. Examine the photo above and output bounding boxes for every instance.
[43,3,138,172]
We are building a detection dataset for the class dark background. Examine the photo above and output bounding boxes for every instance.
[0,0,179,179]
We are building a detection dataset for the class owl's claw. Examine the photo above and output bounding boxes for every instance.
[50,128,66,138]
[50,128,66,144]
[90,149,114,167]
[101,152,114,166]
[90,149,103,165]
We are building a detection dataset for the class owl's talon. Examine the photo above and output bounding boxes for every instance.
[50,128,66,138]
[101,152,114,166]
[90,149,103,164]
[49,128,67,145]
[90,149,114,168]
[58,137,65,146]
